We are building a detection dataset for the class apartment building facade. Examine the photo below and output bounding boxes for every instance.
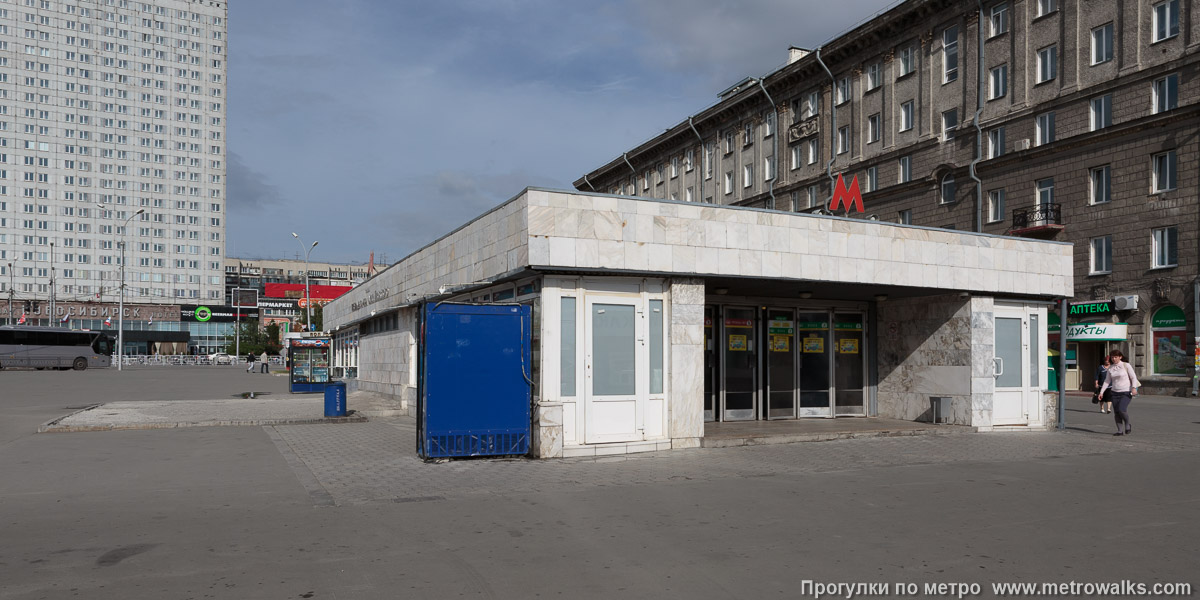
[0,0,228,310]
[575,0,1199,394]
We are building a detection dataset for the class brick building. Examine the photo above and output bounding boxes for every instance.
[574,0,1199,394]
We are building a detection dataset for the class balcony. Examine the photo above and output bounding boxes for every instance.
[1010,204,1063,238]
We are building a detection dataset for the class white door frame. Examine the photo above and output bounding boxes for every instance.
[993,303,1046,427]
[584,293,646,443]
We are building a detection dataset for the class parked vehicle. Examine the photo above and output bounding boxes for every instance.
[0,326,114,370]
[207,352,233,365]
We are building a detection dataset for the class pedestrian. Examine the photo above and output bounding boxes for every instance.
[1093,355,1112,414]
[1098,350,1140,436]
[245,352,256,373]
[259,351,269,374]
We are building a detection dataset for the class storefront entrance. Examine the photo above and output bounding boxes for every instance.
[706,304,866,422]
[993,303,1047,426]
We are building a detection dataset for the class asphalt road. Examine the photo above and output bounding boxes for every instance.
[1,371,1198,599]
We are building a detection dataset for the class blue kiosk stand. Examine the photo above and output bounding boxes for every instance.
[289,337,332,393]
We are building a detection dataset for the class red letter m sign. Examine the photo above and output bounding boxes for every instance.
[829,173,864,214]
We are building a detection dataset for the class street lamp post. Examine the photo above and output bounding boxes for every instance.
[103,205,145,371]
[291,233,318,332]
[6,262,13,326]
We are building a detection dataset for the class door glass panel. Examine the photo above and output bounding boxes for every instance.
[592,303,636,396]
[649,300,664,394]
[766,309,796,418]
[1029,313,1039,387]
[704,307,715,418]
[797,313,830,411]
[561,297,576,397]
[995,316,1023,387]
[723,307,756,413]
[834,313,865,413]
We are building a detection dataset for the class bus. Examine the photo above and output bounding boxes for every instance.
[0,326,115,370]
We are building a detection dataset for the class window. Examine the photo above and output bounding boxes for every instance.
[764,112,776,138]
[1151,305,1188,375]
[1036,178,1055,206]
[670,156,679,178]
[898,209,912,225]
[1036,0,1056,17]
[764,156,775,181]
[1153,74,1178,113]
[940,174,956,204]
[1153,150,1177,192]
[865,167,878,192]
[807,138,819,165]
[1152,227,1178,268]
[724,171,733,195]
[1090,236,1113,274]
[1153,0,1179,42]
[743,122,753,147]
[898,156,912,183]
[867,113,881,143]
[1036,112,1055,146]
[685,186,694,202]
[943,26,959,83]
[898,45,915,77]
[807,184,821,209]
[803,90,819,119]
[988,127,1005,158]
[836,77,850,105]
[704,143,714,179]
[790,145,802,170]
[1037,46,1057,83]
[724,131,734,154]
[1091,23,1113,64]
[837,126,850,154]
[1090,165,1111,204]
[941,109,958,141]
[989,64,1007,99]
[685,149,694,171]
[987,189,1005,223]
[865,63,881,91]
[899,101,914,132]
[990,4,1009,37]
[1090,95,1112,131]
[743,164,753,188]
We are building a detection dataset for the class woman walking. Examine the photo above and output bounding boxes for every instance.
[1093,356,1112,414]
[1098,350,1139,436]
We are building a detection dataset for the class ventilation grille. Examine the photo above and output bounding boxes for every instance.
[425,431,529,458]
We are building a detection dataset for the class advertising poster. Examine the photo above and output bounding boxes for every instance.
[770,335,790,352]
[838,338,860,354]
[1153,331,1187,375]
[728,335,748,351]
[803,336,824,353]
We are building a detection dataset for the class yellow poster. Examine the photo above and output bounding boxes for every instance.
[728,335,748,351]
[770,335,790,352]
[803,336,824,353]
[838,338,860,354]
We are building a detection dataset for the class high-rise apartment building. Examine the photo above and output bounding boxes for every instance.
[0,0,228,309]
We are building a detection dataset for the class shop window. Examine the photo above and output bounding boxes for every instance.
[1151,305,1187,375]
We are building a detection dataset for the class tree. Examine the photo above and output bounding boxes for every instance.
[265,322,282,354]
[298,303,324,333]
[225,321,270,356]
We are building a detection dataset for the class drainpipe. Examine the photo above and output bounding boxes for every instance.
[582,174,596,192]
[756,79,778,210]
[969,0,986,233]
[688,116,705,203]
[814,47,837,207]
[622,152,637,193]
[1058,297,1067,429]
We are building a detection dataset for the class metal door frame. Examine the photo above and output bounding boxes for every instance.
[833,310,868,416]
[765,306,798,420]
[583,293,646,443]
[719,305,759,422]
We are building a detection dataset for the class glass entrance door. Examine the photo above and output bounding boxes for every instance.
[834,313,866,415]
[766,308,797,419]
[721,306,758,421]
[704,306,716,422]
[584,296,644,443]
[797,313,831,417]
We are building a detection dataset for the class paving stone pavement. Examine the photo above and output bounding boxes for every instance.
[268,416,1200,507]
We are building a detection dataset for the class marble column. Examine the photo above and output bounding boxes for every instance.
[669,278,705,448]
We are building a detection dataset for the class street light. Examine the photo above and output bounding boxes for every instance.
[291,233,318,332]
[101,205,145,370]
[6,261,13,326]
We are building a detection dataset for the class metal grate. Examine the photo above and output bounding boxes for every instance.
[426,432,530,458]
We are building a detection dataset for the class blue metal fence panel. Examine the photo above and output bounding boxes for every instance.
[421,303,531,458]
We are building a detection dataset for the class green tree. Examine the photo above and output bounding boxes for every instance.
[265,322,282,354]
[225,321,270,356]
[298,303,324,333]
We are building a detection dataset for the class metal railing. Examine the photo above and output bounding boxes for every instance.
[115,354,286,366]
[1011,204,1062,230]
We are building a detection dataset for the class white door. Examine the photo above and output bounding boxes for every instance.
[584,295,644,443]
[993,304,1044,426]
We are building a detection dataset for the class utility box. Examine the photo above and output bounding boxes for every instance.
[930,396,952,424]
[418,303,531,459]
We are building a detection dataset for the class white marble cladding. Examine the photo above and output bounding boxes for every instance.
[326,195,531,328]
[524,190,1073,297]
[669,278,705,448]
[877,295,975,425]
[353,307,419,414]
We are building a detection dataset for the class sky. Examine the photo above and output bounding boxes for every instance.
[226,0,901,265]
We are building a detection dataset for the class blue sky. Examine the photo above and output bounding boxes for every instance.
[227,0,900,264]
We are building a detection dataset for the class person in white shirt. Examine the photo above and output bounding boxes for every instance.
[1098,350,1139,436]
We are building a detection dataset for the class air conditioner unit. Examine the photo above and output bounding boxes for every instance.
[1113,294,1139,311]
[1014,139,1031,151]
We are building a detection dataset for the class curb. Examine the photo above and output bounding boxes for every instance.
[38,403,102,433]
[700,425,975,448]
[39,413,368,433]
